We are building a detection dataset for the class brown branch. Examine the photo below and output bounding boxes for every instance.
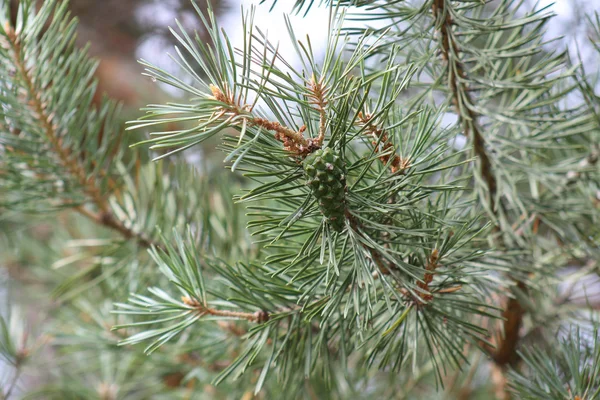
[4,25,158,250]
[7,24,105,212]
[354,112,412,281]
[348,213,458,306]
[393,249,462,305]
[251,116,310,153]
[209,83,331,157]
[492,281,526,366]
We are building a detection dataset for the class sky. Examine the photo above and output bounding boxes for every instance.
[220,0,332,61]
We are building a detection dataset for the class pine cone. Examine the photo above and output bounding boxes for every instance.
[303,148,347,231]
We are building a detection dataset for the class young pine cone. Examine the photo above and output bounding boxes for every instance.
[303,147,347,231]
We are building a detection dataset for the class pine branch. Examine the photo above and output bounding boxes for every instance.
[11,1,590,395]
[415,248,440,304]
[178,71,332,159]
[2,21,161,250]
[491,281,526,366]
[431,0,525,375]
[4,24,108,211]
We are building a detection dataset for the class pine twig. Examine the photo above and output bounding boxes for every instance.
[210,84,320,155]
[210,82,327,156]
[307,74,328,147]
[491,281,526,366]
[73,206,159,249]
[395,249,462,304]
[182,296,270,324]
[350,212,461,303]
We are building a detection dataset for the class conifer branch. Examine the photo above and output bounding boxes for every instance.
[431,0,525,375]
[210,84,306,146]
[3,24,160,250]
[397,249,462,304]
[431,0,497,211]
[4,1,592,395]
[4,25,106,211]
[73,206,158,249]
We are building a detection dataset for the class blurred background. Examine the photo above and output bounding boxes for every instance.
[64,0,330,112]
[6,0,594,129]
[68,0,600,105]
[40,0,600,143]
[2,0,600,397]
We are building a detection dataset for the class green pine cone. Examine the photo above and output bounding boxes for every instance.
[303,147,347,231]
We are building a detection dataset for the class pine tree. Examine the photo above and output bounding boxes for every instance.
[1,0,599,399]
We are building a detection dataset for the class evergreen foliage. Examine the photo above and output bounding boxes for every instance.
[0,0,598,399]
